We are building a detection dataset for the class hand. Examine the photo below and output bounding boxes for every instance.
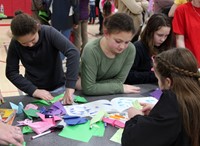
[0,122,24,146]
[32,89,54,100]
[127,107,144,119]
[123,84,140,93]
[62,88,75,105]
[141,103,155,115]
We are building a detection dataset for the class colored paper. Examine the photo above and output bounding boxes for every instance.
[9,102,24,114]
[150,89,163,100]
[59,121,93,142]
[23,109,39,119]
[90,110,106,127]
[22,126,33,134]
[64,116,88,126]
[24,104,38,110]
[110,128,124,144]
[132,100,143,110]
[74,95,87,103]
[31,100,50,106]
[50,94,64,103]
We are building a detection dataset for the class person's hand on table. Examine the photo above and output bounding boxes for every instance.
[0,122,24,146]
[127,107,144,119]
[141,103,155,115]
[62,88,75,105]
[32,89,54,100]
[123,84,140,93]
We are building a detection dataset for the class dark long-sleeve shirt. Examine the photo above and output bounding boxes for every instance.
[6,25,80,96]
[125,40,157,84]
[122,90,190,146]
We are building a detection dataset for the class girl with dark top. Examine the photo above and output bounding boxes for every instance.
[6,12,80,104]
[122,48,200,146]
[125,13,173,84]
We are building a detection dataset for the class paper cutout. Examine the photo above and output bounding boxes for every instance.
[0,108,16,125]
[59,121,93,142]
[44,101,66,116]
[50,94,64,103]
[31,100,50,106]
[74,95,87,103]
[110,128,124,144]
[90,110,105,127]
[64,116,88,126]
[22,126,33,134]
[9,102,24,114]
[58,120,105,142]
[23,109,39,119]
[132,100,143,110]
[102,117,125,128]
[150,89,163,100]
[24,104,38,110]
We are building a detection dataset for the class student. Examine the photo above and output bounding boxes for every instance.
[0,122,24,146]
[75,13,140,96]
[173,0,200,66]
[125,13,173,84]
[122,48,200,146]
[6,12,80,104]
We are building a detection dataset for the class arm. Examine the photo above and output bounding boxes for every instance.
[6,40,38,96]
[168,4,178,17]
[176,34,185,48]
[0,122,24,146]
[121,0,143,14]
[81,44,135,95]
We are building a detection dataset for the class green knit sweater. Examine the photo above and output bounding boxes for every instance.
[80,38,136,95]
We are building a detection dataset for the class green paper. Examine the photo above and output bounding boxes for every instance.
[58,121,93,142]
[132,100,143,110]
[58,120,105,142]
[9,142,26,146]
[23,109,39,119]
[90,110,105,126]
[74,95,87,103]
[90,121,105,137]
[50,93,64,103]
[22,126,33,134]
[31,99,50,106]
[110,128,124,144]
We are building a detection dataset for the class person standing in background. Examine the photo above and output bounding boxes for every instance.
[73,0,89,52]
[168,0,189,17]
[51,0,79,39]
[95,0,104,35]
[89,0,96,24]
[117,0,149,42]
[173,0,200,66]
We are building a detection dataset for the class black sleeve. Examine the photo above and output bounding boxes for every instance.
[125,41,157,84]
[122,91,182,146]
[6,40,37,96]
[71,0,79,25]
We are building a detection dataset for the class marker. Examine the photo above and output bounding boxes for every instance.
[31,130,52,139]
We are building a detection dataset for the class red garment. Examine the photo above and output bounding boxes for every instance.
[173,2,200,66]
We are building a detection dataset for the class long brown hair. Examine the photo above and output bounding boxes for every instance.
[140,13,173,55]
[154,48,200,146]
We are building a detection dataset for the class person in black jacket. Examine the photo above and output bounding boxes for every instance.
[6,12,80,104]
[125,13,173,84]
[122,48,200,146]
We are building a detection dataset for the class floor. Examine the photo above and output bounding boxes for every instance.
[0,19,100,97]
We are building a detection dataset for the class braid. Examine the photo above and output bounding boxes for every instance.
[156,56,200,79]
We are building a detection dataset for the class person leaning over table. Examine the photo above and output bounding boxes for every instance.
[122,48,200,146]
[6,12,80,104]
[75,13,140,96]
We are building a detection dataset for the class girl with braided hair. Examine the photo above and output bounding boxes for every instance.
[122,48,200,146]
